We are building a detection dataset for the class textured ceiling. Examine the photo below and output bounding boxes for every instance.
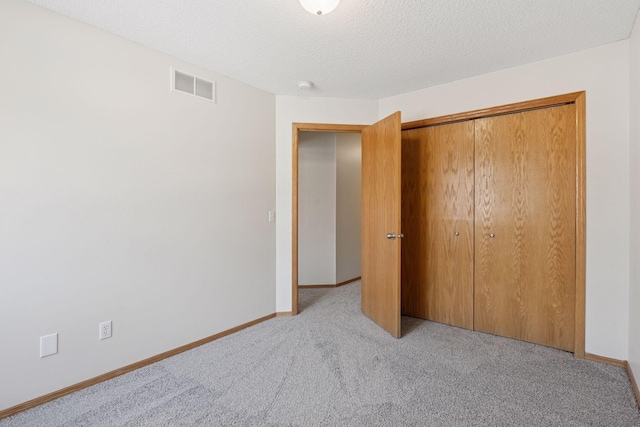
[25,0,640,99]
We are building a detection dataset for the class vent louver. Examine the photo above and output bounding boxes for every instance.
[171,68,215,102]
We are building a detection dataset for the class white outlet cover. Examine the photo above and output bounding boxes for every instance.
[99,320,112,340]
[40,333,58,358]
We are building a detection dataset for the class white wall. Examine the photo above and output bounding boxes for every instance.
[298,133,337,285]
[380,41,630,359]
[629,11,640,379]
[336,133,362,283]
[275,97,378,311]
[0,0,275,411]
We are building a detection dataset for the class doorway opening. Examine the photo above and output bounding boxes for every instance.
[292,124,366,315]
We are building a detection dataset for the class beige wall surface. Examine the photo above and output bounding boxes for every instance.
[380,41,631,360]
[628,9,640,379]
[0,0,276,410]
[298,133,337,285]
[335,133,362,284]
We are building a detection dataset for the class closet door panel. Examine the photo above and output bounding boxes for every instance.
[474,105,576,351]
[401,121,474,329]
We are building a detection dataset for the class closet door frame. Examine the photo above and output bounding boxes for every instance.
[402,91,586,358]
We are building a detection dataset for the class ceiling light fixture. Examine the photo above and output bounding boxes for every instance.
[298,0,340,16]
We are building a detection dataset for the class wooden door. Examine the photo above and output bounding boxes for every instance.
[474,104,576,351]
[361,112,402,338]
[401,122,475,329]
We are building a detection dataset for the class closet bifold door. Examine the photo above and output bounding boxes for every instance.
[401,121,474,329]
[474,104,576,351]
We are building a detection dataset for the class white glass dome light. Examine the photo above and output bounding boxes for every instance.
[299,0,340,16]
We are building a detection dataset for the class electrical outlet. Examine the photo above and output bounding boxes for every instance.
[40,333,58,357]
[99,321,112,340]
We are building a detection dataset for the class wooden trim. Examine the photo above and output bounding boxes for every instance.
[584,353,627,368]
[293,123,367,133]
[276,311,294,317]
[0,313,276,420]
[336,276,361,287]
[292,123,365,316]
[402,92,584,130]
[299,284,339,288]
[585,354,640,407]
[298,277,362,289]
[292,124,299,316]
[574,92,587,358]
[626,361,640,408]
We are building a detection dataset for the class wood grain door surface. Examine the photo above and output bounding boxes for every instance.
[474,104,576,351]
[361,112,402,338]
[401,122,475,329]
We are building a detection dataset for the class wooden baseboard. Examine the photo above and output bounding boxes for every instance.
[584,352,627,368]
[0,313,276,420]
[298,284,336,288]
[276,311,293,317]
[626,361,640,408]
[336,276,361,287]
[299,276,361,289]
[585,353,639,408]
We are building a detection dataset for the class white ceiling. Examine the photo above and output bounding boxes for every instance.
[26,0,640,99]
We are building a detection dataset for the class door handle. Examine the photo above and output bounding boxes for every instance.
[386,233,404,240]
[489,233,495,238]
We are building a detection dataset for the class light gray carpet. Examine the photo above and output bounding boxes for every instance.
[2,282,639,426]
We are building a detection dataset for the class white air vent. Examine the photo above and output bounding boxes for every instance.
[171,68,216,102]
